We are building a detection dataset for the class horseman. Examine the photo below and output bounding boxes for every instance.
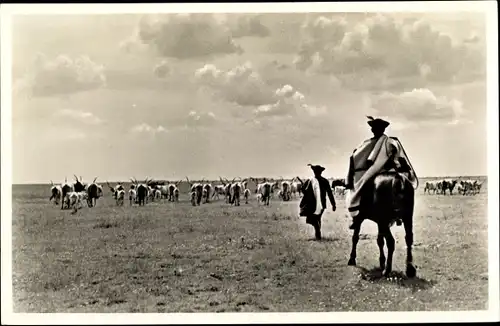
[345,116,418,230]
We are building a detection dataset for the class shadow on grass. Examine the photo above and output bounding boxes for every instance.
[306,237,341,242]
[356,266,437,293]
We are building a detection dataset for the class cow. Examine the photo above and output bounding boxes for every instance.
[280,177,291,201]
[49,181,62,205]
[190,191,197,206]
[73,175,87,193]
[253,177,272,206]
[186,177,203,206]
[174,187,180,202]
[86,177,102,207]
[244,188,251,204]
[129,187,137,206]
[212,184,225,200]
[64,191,85,214]
[130,178,149,206]
[290,177,303,198]
[115,189,125,206]
[424,181,437,195]
[201,180,213,204]
[229,179,241,206]
[167,181,182,202]
[106,181,125,196]
[473,181,483,195]
[61,177,75,210]
[442,179,458,195]
[334,185,347,197]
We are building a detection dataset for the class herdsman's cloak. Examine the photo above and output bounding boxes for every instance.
[345,134,418,218]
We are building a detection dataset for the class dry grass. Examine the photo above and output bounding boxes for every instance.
[12,179,488,312]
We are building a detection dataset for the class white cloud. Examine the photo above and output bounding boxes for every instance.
[135,14,243,59]
[370,88,465,127]
[254,84,325,119]
[194,62,275,107]
[294,14,485,85]
[15,53,106,97]
[186,111,217,128]
[131,123,169,134]
[57,109,103,125]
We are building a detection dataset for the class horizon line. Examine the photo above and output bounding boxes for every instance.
[11,174,489,186]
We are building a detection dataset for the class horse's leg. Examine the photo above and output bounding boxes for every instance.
[348,224,361,266]
[382,226,395,277]
[377,224,386,271]
[403,212,417,278]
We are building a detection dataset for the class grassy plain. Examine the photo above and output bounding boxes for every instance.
[11,178,488,312]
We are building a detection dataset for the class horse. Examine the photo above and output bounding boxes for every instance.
[347,171,417,278]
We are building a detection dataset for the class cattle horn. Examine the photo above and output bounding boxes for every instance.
[93,177,97,184]
[186,177,191,185]
[296,176,304,184]
[50,180,54,186]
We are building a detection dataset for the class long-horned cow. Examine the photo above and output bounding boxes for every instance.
[252,177,272,206]
[130,177,149,206]
[229,178,241,206]
[201,179,213,204]
[167,180,181,202]
[86,177,102,207]
[186,177,203,206]
[128,184,137,206]
[424,181,437,195]
[280,177,291,201]
[61,177,75,210]
[49,180,62,205]
[212,184,225,200]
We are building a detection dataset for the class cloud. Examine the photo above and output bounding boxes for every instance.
[254,84,326,119]
[228,15,271,38]
[194,62,275,107]
[131,123,168,135]
[136,14,243,59]
[294,14,485,85]
[194,62,326,120]
[370,88,465,127]
[186,111,217,128]
[153,60,171,78]
[15,53,106,97]
[56,109,103,125]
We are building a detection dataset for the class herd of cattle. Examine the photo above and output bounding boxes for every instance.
[48,175,483,214]
[48,176,317,214]
[423,178,484,196]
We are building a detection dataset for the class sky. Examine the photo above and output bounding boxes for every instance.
[9,12,489,184]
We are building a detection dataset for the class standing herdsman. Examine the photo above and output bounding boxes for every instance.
[299,164,337,240]
[345,116,418,230]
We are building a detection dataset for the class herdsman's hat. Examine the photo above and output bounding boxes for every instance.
[367,116,390,129]
[308,164,325,173]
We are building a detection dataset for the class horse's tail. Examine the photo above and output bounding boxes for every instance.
[392,173,405,217]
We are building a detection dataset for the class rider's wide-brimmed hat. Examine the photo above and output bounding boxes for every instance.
[367,116,390,129]
[308,164,325,173]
